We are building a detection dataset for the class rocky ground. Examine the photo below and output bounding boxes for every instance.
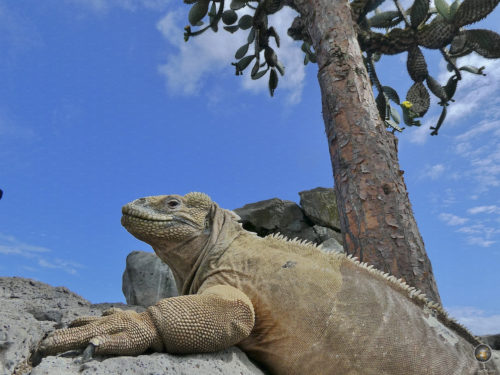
[0,277,264,375]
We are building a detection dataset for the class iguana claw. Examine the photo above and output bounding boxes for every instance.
[81,343,96,363]
[30,348,44,367]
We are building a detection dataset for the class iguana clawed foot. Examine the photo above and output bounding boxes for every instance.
[31,308,163,366]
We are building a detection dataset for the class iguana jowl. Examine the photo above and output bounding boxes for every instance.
[36,192,498,374]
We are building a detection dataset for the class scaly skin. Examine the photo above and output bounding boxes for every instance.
[35,192,498,374]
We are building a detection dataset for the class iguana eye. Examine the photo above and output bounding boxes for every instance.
[167,200,180,209]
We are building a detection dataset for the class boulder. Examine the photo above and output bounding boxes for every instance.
[312,225,344,247]
[234,198,318,242]
[480,333,500,350]
[0,277,264,375]
[299,187,341,231]
[233,191,344,250]
[122,250,178,307]
[320,238,345,253]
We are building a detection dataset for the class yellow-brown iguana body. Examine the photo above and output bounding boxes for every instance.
[36,192,498,374]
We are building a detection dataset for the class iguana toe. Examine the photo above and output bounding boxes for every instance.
[32,309,162,362]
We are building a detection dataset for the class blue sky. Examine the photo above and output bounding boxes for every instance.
[0,0,499,335]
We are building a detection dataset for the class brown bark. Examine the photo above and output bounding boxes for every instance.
[291,0,441,303]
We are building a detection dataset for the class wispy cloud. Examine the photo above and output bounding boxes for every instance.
[38,258,83,275]
[66,0,170,13]
[457,223,499,248]
[407,119,436,145]
[467,205,500,215]
[409,53,500,145]
[447,306,500,336]
[0,233,51,256]
[465,236,495,247]
[0,233,83,275]
[438,212,469,226]
[454,123,500,195]
[420,163,445,180]
[0,109,36,140]
[156,6,305,104]
[0,3,43,65]
[438,55,500,125]
[455,120,500,143]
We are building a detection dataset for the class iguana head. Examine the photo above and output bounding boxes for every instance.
[121,192,242,294]
[121,192,213,248]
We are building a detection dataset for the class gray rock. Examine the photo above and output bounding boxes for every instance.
[299,187,341,231]
[491,350,500,372]
[0,277,264,375]
[294,226,323,244]
[232,194,345,253]
[122,250,178,307]
[234,198,315,241]
[0,277,92,375]
[480,333,500,350]
[320,238,345,253]
[31,348,262,375]
[312,225,344,247]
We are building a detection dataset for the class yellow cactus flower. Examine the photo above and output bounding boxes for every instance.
[402,101,413,109]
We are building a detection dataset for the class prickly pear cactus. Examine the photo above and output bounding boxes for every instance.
[181,0,499,135]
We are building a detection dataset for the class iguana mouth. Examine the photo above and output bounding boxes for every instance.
[122,206,174,222]
[121,205,200,228]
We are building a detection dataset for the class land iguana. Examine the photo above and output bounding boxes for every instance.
[34,192,498,374]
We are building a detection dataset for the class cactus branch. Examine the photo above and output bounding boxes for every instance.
[393,0,411,28]
[186,0,225,37]
[440,48,461,80]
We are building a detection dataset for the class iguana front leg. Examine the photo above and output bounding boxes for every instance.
[34,285,255,361]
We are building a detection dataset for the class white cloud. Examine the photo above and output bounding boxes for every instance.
[0,233,51,256]
[438,212,469,226]
[420,163,445,180]
[455,120,500,143]
[66,0,170,13]
[407,118,436,145]
[438,55,500,125]
[407,28,500,145]
[457,224,496,235]
[451,119,500,196]
[457,224,500,248]
[457,222,500,247]
[467,205,500,215]
[156,9,239,95]
[38,258,83,275]
[447,306,500,336]
[156,6,305,104]
[465,236,495,247]
[0,233,82,275]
